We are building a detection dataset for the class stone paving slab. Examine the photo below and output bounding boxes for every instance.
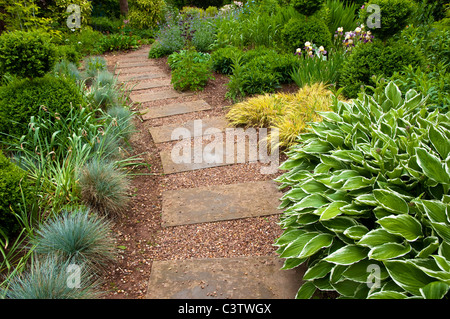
[115,61,157,69]
[159,130,267,174]
[141,100,212,120]
[118,72,167,83]
[116,66,163,75]
[146,256,305,299]
[149,116,229,144]
[130,79,171,91]
[131,89,194,104]
[161,181,282,227]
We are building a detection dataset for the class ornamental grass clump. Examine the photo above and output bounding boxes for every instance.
[274,82,450,299]
[31,208,116,272]
[226,83,333,148]
[78,159,130,218]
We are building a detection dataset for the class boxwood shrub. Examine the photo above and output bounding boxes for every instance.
[0,30,57,79]
[281,16,332,53]
[275,82,450,299]
[0,74,86,140]
[0,150,32,238]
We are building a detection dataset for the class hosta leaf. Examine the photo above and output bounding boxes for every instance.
[373,189,409,214]
[274,229,306,247]
[354,193,377,206]
[331,279,363,297]
[419,200,448,224]
[439,242,450,260]
[290,194,329,212]
[343,225,369,240]
[377,214,423,241]
[321,216,358,233]
[416,147,450,184]
[368,291,408,299]
[281,257,306,270]
[409,258,450,284]
[358,229,403,248]
[300,179,329,194]
[420,281,450,299]
[385,81,402,108]
[295,281,316,299]
[429,126,450,159]
[416,236,440,258]
[331,150,364,163]
[432,255,450,273]
[279,232,319,258]
[317,201,347,221]
[303,261,334,280]
[324,245,368,265]
[368,242,411,261]
[384,260,435,296]
[302,140,332,154]
[316,111,343,123]
[297,233,334,259]
[341,176,375,191]
[342,259,388,283]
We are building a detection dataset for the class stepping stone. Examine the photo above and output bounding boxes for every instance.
[146,256,305,299]
[115,57,151,64]
[118,72,166,83]
[115,61,157,69]
[161,181,282,227]
[130,79,171,91]
[131,89,194,104]
[149,116,229,144]
[116,66,163,75]
[141,100,212,120]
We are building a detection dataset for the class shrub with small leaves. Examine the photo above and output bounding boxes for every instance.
[281,17,332,53]
[291,0,325,17]
[359,0,416,41]
[275,82,450,299]
[0,30,57,79]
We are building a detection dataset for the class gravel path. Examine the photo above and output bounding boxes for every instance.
[100,45,285,299]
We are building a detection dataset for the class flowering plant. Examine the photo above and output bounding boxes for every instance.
[295,42,327,61]
[334,24,374,51]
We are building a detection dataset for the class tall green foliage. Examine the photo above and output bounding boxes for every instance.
[275,82,450,299]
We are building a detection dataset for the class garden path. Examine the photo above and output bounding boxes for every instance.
[111,46,305,299]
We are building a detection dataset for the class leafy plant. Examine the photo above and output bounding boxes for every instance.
[169,47,214,91]
[281,16,332,53]
[31,208,116,271]
[291,48,345,88]
[274,81,450,299]
[359,0,416,40]
[291,0,326,17]
[339,40,424,98]
[0,151,32,238]
[0,74,85,141]
[97,33,142,52]
[211,46,243,75]
[0,30,57,79]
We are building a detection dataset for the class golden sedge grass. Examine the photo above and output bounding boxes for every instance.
[226,83,333,149]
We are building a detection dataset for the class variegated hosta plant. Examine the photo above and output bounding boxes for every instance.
[274,82,450,299]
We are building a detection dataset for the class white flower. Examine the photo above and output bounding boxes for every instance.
[355,27,361,33]
[337,27,344,33]
[360,24,365,29]
[296,48,302,53]
[304,41,311,47]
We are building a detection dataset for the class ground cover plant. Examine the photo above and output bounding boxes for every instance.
[274,82,450,299]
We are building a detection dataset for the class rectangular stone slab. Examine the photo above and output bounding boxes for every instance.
[161,181,282,226]
[115,61,156,69]
[141,100,212,120]
[116,66,162,75]
[146,256,305,299]
[131,79,171,91]
[149,116,229,144]
[131,89,194,103]
[118,73,166,83]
